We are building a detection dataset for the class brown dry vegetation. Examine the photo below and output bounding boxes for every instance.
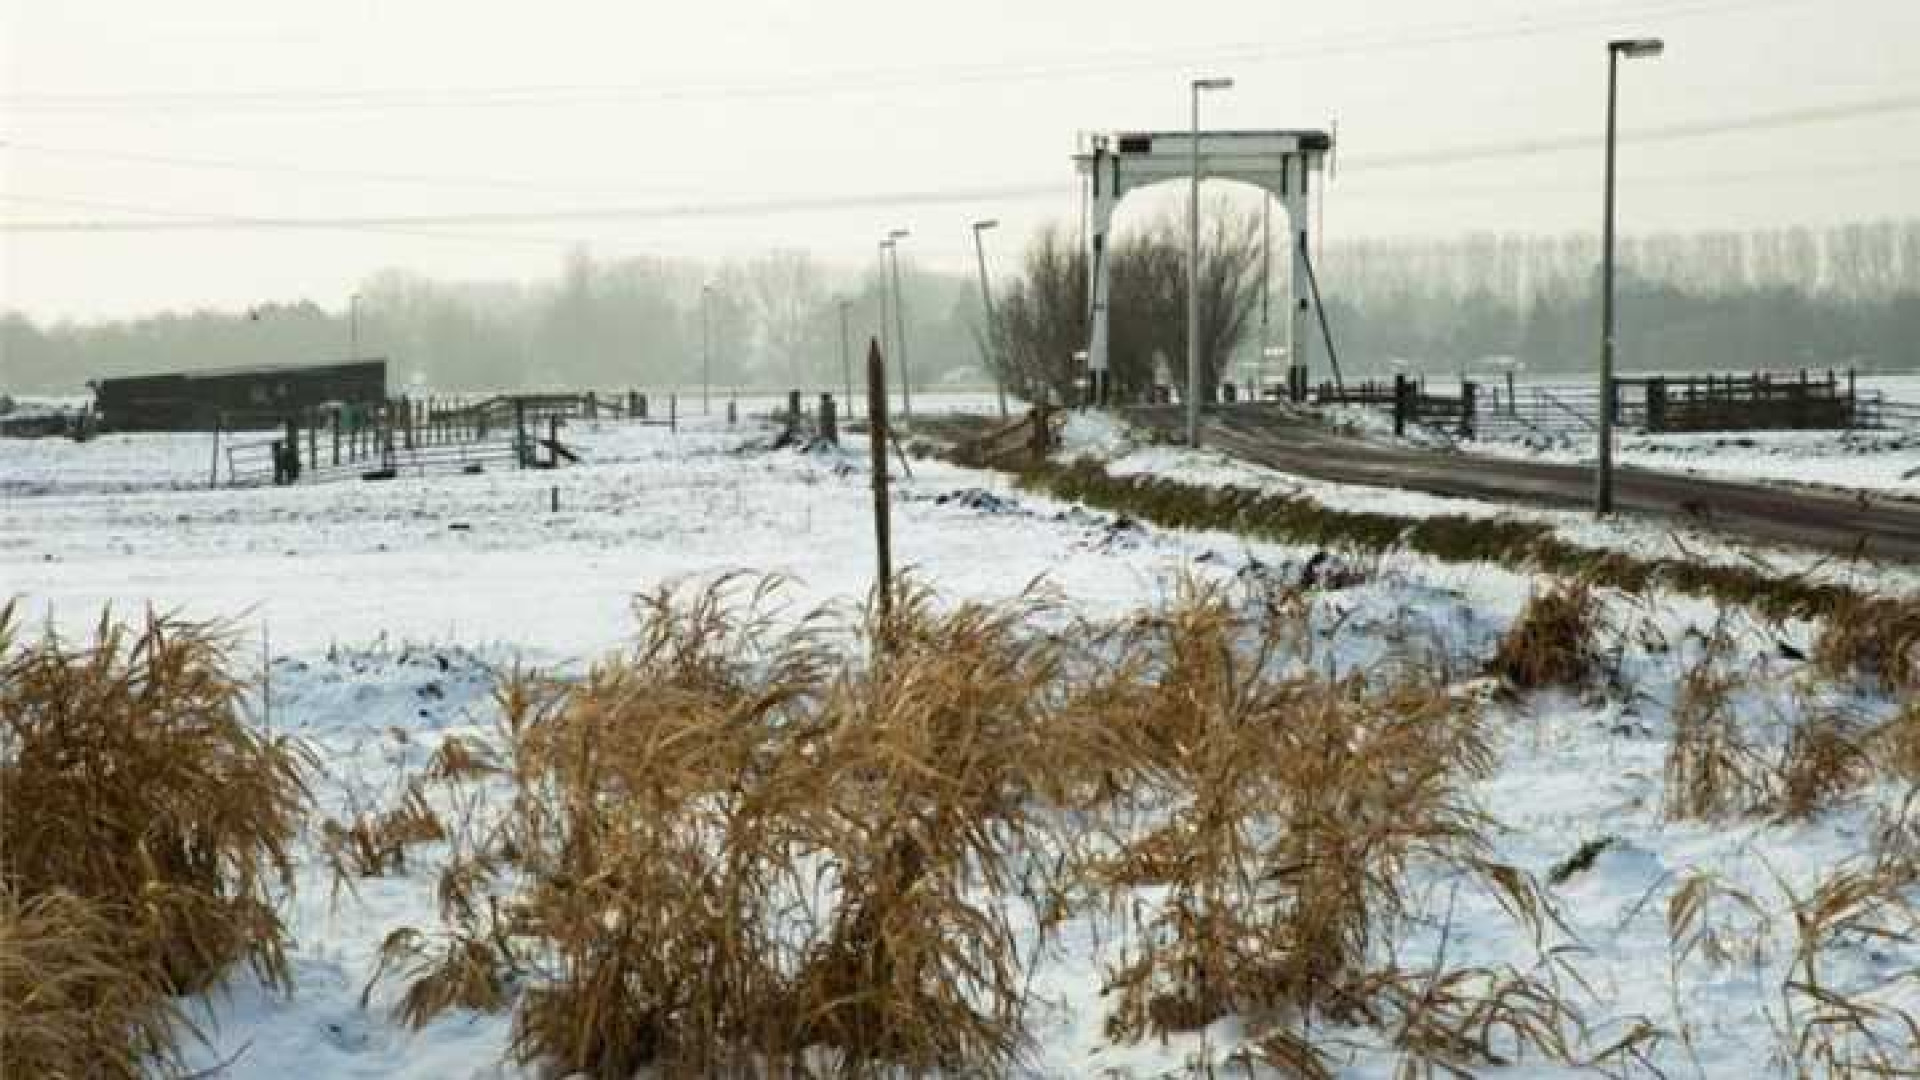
[1490,580,1605,691]
[409,575,1595,1079]
[1814,593,1920,695]
[0,887,185,1080]
[0,605,311,1076]
[1664,634,1770,821]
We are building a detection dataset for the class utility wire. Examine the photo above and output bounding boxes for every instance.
[6,89,1916,236]
[0,0,1810,115]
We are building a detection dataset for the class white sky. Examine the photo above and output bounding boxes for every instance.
[3,0,1918,320]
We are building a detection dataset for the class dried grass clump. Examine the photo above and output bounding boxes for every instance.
[504,579,822,1077]
[1664,638,1768,821]
[0,606,309,1077]
[1085,582,1572,1074]
[0,887,183,1080]
[784,583,1085,1075]
[1777,860,1920,1077]
[0,607,309,996]
[1813,593,1920,694]
[1774,712,1874,821]
[502,576,1095,1078]
[425,733,503,781]
[365,922,516,1030]
[1878,700,1920,785]
[320,780,447,882]
[1490,581,1604,691]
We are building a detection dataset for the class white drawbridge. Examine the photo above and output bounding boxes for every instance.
[1076,129,1338,403]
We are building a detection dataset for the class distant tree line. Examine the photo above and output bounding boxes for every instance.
[0,248,992,397]
[4,220,1915,397]
[1318,220,1920,381]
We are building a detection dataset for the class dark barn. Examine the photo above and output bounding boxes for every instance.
[93,359,388,431]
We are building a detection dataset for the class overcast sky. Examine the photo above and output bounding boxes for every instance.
[3,0,1917,320]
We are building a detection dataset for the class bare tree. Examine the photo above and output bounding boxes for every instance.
[991,205,1264,405]
[742,249,829,388]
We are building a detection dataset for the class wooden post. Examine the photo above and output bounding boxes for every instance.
[819,393,838,445]
[669,394,678,432]
[209,413,223,489]
[1459,381,1477,439]
[1393,374,1411,437]
[726,399,737,425]
[331,409,341,465]
[788,390,803,436]
[548,415,560,468]
[283,416,302,483]
[307,412,318,471]
[514,399,528,467]
[867,339,893,622]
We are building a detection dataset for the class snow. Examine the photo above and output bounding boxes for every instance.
[1471,426,1920,497]
[5,405,1918,1078]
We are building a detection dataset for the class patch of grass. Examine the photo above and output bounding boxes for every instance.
[1490,581,1604,691]
[1083,581,1575,1075]
[320,780,447,883]
[1663,636,1769,821]
[1813,593,1920,695]
[425,734,503,782]
[0,887,185,1080]
[1774,712,1874,822]
[1002,458,1865,621]
[0,605,311,1076]
[1877,700,1920,785]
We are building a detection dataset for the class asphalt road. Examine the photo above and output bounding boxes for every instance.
[1122,406,1920,564]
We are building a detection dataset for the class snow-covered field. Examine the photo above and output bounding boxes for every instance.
[5,412,1918,1077]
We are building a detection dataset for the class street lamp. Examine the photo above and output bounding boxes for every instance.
[887,228,913,422]
[1188,76,1234,448]
[1597,37,1663,516]
[701,282,716,415]
[970,219,1008,418]
[837,298,854,406]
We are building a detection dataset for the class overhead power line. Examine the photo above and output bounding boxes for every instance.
[6,89,1915,236]
[0,0,1809,115]
[1354,93,1920,171]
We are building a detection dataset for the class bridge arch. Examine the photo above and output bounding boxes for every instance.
[1076,129,1333,402]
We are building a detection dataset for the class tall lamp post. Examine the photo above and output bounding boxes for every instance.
[887,228,913,422]
[970,219,1007,417]
[1187,76,1234,448]
[701,282,716,415]
[837,298,854,406]
[1597,38,1663,516]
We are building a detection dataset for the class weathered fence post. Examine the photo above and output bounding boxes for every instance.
[307,411,318,472]
[1459,381,1478,439]
[514,399,528,468]
[283,416,302,484]
[819,393,838,445]
[1393,374,1411,437]
[726,399,737,425]
[669,395,678,432]
[788,390,803,436]
[1647,377,1668,433]
[209,413,223,489]
[866,339,892,623]
[548,416,560,468]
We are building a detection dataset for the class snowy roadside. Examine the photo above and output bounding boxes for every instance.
[1054,411,1920,598]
